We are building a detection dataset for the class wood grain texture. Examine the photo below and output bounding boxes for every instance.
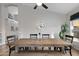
[15,38,71,47]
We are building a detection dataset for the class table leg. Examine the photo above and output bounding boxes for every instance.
[15,46,19,52]
[62,46,65,54]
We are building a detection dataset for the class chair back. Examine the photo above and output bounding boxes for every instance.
[65,35,73,43]
[30,34,38,39]
[42,34,50,39]
[6,35,16,46]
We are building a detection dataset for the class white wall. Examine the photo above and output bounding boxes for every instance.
[0,4,8,45]
[17,5,67,38]
[0,4,2,45]
[0,4,2,32]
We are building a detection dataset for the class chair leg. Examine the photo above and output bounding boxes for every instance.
[49,47,51,50]
[64,46,72,56]
[59,47,62,52]
[70,50,72,56]
[69,46,72,56]
[9,48,11,56]
[64,49,67,53]
[54,47,56,51]
[19,47,25,51]
[42,47,44,50]
[30,47,31,50]
[35,47,37,51]
[64,46,66,53]
[25,47,29,51]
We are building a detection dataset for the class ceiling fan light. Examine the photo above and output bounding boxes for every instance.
[37,2,42,6]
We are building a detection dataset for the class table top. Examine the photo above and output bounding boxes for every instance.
[15,38,71,46]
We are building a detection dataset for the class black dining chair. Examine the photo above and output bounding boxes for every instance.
[42,34,51,50]
[30,34,38,50]
[42,34,50,39]
[25,34,38,51]
[6,35,16,56]
[64,35,73,56]
[7,35,25,55]
[30,34,38,39]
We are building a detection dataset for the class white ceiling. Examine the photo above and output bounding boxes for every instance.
[22,3,79,14]
[46,3,79,14]
[5,3,79,14]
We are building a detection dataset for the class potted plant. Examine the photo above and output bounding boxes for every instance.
[59,23,69,39]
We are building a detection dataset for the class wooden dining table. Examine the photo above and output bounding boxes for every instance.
[15,38,72,55]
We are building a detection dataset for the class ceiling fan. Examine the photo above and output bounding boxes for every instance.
[34,3,48,9]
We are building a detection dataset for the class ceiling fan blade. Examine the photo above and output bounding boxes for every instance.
[42,3,48,9]
[34,5,38,9]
